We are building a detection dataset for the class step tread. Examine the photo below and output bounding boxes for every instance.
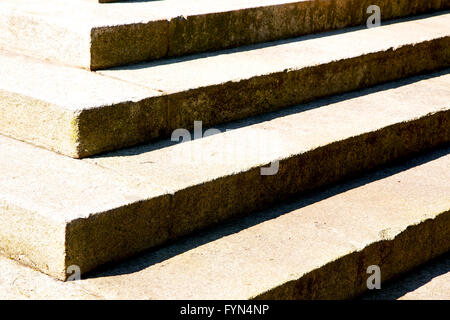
[0,71,449,279]
[1,14,449,158]
[1,149,449,299]
[2,0,447,69]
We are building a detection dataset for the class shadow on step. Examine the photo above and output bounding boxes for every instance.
[92,68,450,159]
[86,146,450,279]
[359,252,450,300]
[111,11,450,70]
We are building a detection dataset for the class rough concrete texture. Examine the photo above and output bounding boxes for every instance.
[0,72,449,280]
[0,0,448,69]
[0,51,165,158]
[362,253,450,300]
[0,256,100,299]
[0,148,449,299]
[1,14,449,158]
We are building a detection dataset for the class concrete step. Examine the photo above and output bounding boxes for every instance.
[0,148,449,299]
[1,0,448,70]
[1,14,449,158]
[0,71,449,280]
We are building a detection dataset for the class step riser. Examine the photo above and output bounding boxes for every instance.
[66,110,449,279]
[255,211,450,299]
[1,1,448,70]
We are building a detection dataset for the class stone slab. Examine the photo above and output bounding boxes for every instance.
[0,51,165,158]
[0,148,449,298]
[1,15,449,158]
[1,0,448,69]
[0,72,449,280]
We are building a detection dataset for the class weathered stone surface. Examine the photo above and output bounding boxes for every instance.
[0,51,165,158]
[1,15,449,158]
[101,14,450,135]
[0,256,99,299]
[0,0,448,69]
[0,133,170,280]
[0,148,449,299]
[0,72,449,280]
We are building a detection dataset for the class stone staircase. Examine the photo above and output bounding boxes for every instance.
[0,0,449,299]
